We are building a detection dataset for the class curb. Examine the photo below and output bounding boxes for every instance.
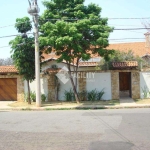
[1,105,150,111]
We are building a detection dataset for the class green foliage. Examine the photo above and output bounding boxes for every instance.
[141,86,150,99]
[15,17,32,33]
[39,0,113,63]
[30,91,36,102]
[25,92,47,102]
[10,36,35,82]
[64,89,105,101]
[97,89,105,100]
[10,17,35,82]
[87,89,97,101]
[41,94,47,102]
[24,91,36,102]
[99,50,143,70]
[64,89,75,101]
[39,0,113,103]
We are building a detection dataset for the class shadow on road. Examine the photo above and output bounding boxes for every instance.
[89,141,134,150]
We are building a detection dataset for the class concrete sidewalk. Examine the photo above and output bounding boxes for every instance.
[0,101,150,111]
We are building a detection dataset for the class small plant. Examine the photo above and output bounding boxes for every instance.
[30,91,36,102]
[97,88,105,100]
[41,94,47,102]
[141,86,149,99]
[24,93,28,102]
[87,89,98,101]
[64,89,75,101]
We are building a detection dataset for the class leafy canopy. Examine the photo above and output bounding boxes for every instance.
[15,17,32,33]
[10,17,35,82]
[39,0,113,63]
[10,36,35,82]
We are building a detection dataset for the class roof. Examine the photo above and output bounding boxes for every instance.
[107,42,150,57]
[112,61,138,69]
[0,66,18,74]
[42,42,149,67]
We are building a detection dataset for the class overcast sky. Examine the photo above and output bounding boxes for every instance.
[0,0,149,58]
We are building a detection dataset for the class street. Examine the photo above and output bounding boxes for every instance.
[0,108,150,150]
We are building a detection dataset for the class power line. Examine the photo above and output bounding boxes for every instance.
[0,24,14,29]
[108,17,150,20]
[114,28,149,30]
[0,38,145,49]
[109,38,145,41]
[0,46,10,49]
[121,30,144,34]
[0,21,32,29]
[0,33,33,39]
[109,24,144,27]
[0,17,149,29]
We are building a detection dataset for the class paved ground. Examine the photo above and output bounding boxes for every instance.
[0,108,150,150]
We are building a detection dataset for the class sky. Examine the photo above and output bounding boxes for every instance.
[0,0,149,58]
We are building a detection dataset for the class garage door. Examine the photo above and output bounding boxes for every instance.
[0,78,17,101]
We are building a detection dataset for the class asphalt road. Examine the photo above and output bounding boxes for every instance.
[0,108,150,150]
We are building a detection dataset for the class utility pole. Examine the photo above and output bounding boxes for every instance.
[27,0,41,107]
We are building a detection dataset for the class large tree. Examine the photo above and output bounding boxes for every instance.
[9,17,35,104]
[39,0,113,103]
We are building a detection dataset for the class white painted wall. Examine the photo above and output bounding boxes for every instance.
[42,61,67,71]
[86,72,112,100]
[140,72,150,98]
[24,77,48,101]
[24,61,112,101]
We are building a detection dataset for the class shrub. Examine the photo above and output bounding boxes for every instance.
[30,91,36,102]
[64,89,75,101]
[87,89,98,101]
[97,88,105,100]
[41,94,47,102]
[64,89,105,101]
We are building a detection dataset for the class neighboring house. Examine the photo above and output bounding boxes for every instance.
[1,42,150,102]
[0,66,24,101]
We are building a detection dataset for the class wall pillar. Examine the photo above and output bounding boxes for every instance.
[131,72,140,99]
[78,72,86,92]
[47,73,56,101]
[17,76,24,102]
[111,72,119,99]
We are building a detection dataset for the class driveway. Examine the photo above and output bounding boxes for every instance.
[0,108,150,150]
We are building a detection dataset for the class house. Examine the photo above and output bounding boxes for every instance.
[0,66,24,101]
[23,41,150,101]
[1,42,150,102]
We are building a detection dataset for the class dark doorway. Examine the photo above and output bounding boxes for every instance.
[119,72,131,98]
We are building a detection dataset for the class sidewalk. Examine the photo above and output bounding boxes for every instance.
[0,100,150,111]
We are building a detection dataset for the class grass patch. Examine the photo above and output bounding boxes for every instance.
[8,102,36,107]
[134,99,150,104]
[8,100,119,108]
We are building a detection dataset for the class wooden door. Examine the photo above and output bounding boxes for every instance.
[119,72,131,91]
[0,78,17,101]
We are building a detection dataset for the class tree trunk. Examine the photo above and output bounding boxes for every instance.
[27,80,31,104]
[67,64,80,103]
[75,58,79,90]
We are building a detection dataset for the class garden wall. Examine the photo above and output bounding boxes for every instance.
[140,72,150,98]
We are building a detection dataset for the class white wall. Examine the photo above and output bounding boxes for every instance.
[140,72,150,98]
[86,72,112,100]
[42,61,68,71]
[25,61,112,101]
[24,77,48,101]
